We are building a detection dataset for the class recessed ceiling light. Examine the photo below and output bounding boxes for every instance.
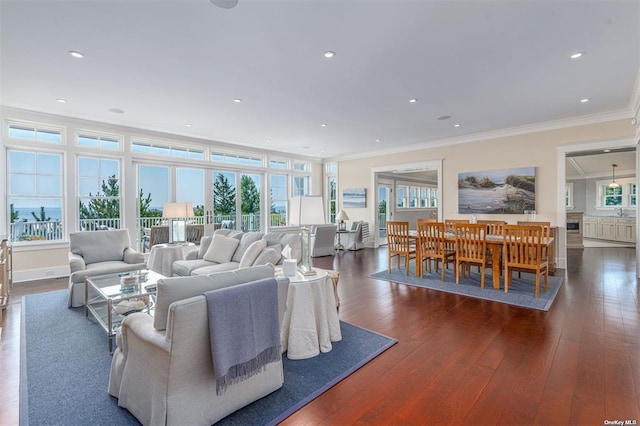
[437,115,451,121]
[580,98,590,103]
[320,123,327,127]
[375,139,381,143]
[409,98,418,103]
[453,123,461,128]
[324,51,335,58]
[302,146,310,149]
[209,0,238,9]
[265,139,271,143]
[233,98,242,103]
[108,108,124,114]
[68,50,84,58]
[570,52,585,59]
[56,98,67,103]
[603,149,611,153]
[185,123,192,127]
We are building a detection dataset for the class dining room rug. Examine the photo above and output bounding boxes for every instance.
[370,265,564,311]
[20,290,397,426]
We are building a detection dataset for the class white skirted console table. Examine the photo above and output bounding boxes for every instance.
[278,268,342,360]
[146,242,195,277]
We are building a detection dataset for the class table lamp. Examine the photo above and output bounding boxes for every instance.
[289,195,325,275]
[162,202,194,243]
[336,210,349,231]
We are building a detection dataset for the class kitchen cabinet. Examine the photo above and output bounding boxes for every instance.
[583,216,636,244]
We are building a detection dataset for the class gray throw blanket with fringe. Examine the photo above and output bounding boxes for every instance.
[204,277,281,395]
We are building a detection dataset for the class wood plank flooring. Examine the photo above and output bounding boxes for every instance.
[1,247,638,425]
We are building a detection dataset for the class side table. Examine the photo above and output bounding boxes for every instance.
[335,230,350,251]
[279,268,342,360]
[147,242,195,276]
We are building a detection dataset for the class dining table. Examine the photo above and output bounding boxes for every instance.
[410,230,553,289]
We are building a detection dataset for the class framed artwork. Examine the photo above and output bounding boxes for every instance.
[458,167,535,214]
[343,188,366,208]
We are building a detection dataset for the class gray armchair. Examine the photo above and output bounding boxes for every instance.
[310,224,337,257]
[67,229,146,307]
[345,221,369,251]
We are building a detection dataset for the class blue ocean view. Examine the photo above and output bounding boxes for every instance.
[13,207,62,222]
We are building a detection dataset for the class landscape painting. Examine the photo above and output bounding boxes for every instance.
[458,167,535,214]
[343,188,366,208]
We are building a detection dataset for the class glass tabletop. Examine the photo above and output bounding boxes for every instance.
[87,269,165,301]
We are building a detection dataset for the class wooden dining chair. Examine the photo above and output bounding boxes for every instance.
[453,223,487,288]
[416,221,455,281]
[444,219,469,234]
[503,224,549,298]
[516,221,552,262]
[386,221,416,275]
[478,220,506,236]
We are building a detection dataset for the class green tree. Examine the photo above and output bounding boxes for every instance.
[10,203,21,223]
[379,199,387,214]
[79,175,120,219]
[138,188,162,218]
[240,175,260,214]
[31,206,51,222]
[214,174,236,215]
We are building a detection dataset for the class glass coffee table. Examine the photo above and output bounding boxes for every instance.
[85,269,165,352]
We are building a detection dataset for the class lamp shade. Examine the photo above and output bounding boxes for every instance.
[289,196,325,226]
[162,202,194,218]
[336,210,350,221]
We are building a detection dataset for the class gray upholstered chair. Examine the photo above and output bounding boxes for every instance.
[67,229,146,307]
[108,264,287,426]
[345,221,369,251]
[310,224,337,257]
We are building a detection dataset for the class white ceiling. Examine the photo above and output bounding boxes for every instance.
[1,0,639,162]
[566,150,636,180]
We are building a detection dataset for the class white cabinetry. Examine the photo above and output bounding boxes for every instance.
[583,216,636,243]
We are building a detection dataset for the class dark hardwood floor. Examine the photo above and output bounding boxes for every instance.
[1,246,638,425]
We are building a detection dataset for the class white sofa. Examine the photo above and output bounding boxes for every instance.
[310,224,337,257]
[67,229,146,307]
[108,264,289,426]
[172,229,301,276]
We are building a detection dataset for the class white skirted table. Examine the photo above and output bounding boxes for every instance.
[146,243,195,277]
[279,268,342,360]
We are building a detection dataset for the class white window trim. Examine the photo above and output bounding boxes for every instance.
[565,182,574,210]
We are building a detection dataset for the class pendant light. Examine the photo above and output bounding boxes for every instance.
[608,164,620,188]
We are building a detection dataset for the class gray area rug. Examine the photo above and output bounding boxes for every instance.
[21,290,397,425]
[370,264,564,311]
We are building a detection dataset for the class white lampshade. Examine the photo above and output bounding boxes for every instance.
[162,202,194,218]
[289,196,326,225]
[336,210,350,221]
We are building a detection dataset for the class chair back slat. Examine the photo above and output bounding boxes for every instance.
[478,220,506,236]
[444,219,470,234]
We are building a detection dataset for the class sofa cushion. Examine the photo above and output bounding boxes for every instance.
[69,230,129,264]
[232,232,265,263]
[153,264,276,330]
[253,245,282,266]
[262,233,301,265]
[172,259,214,277]
[203,234,240,263]
[191,261,240,275]
[239,239,267,268]
[198,229,244,259]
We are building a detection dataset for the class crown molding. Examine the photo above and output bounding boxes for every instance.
[630,68,640,118]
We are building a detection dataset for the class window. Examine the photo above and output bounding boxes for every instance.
[77,133,119,150]
[78,156,121,230]
[293,176,308,196]
[269,174,288,226]
[293,161,309,171]
[596,178,636,208]
[133,140,204,160]
[8,150,64,242]
[409,187,418,208]
[269,159,288,169]
[565,183,574,209]
[8,123,63,144]
[328,176,337,223]
[396,185,407,208]
[211,152,263,167]
[629,183,637,207]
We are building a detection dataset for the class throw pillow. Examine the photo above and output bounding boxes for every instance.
[203,234,240,264]
[239,239,267,268]
[253,244,282,266]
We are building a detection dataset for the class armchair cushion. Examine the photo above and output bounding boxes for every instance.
[203,234,240,263]
[69,230,129,264]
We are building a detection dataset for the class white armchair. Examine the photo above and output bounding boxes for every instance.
[345,221,369,251]
[67,229,145,307]
[108,264,288,426]
[310,224,337,257]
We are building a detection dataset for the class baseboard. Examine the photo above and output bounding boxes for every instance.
[13,266,70,283]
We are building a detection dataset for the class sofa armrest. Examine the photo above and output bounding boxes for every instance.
[121,312,171,356]
[185,249,200,260]
[123,247,145,264]
[68,252,86,273]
